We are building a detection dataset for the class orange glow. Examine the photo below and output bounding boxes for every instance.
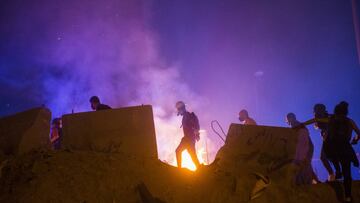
[153,111,212,171]
[177,147,206,171]
[180,150,197,171]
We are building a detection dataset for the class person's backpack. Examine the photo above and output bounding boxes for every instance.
[190,112,200,141]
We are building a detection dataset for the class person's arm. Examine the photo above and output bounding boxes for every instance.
[50,128,59,143]
[303,117,329,125]
[350,119,360,142]
[301,118,315,126]
[293,118,315,129]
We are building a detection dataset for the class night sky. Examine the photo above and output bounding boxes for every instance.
[1,0,360,179]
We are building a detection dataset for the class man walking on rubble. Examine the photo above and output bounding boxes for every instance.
[175,101,201,169]
[286,113,319,184]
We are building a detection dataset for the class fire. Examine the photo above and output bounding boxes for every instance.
[179,147,207,171]
[153,107,212,171]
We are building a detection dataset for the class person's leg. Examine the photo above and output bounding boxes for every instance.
[176,139,186,168]
[341,160,352,201]
[310,164,320,184]
[333,161,342,179]
[321,143,334,177]
[187,142,200,168]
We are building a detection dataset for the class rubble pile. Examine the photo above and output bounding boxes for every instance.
[0,107,358,202]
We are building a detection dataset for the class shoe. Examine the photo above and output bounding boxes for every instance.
[328,174,336,182]
[312,179,320,184]
[344,196,352,203]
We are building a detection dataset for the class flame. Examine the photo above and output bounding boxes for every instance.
[178,147,207,171]
[153,107,212,171]
[174,131,208,171]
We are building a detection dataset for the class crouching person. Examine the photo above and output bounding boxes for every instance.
[50,118,62,150]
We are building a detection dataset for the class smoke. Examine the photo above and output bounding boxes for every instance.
[0,0,217,165]
[2,0,360,176]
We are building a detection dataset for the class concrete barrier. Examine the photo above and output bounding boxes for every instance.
[216,124,300,177]
[0,107,51,155]
[61,105,158,158]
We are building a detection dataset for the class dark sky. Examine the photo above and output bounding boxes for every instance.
[1,0,360,179]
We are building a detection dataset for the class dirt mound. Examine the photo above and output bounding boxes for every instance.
[0,108,359,202]
[0,148,358,203]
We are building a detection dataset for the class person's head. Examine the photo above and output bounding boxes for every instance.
[239,109,249,122]
[334,101,349,116]
[176,101,186,116]
[286,113,297,127]
[52,118,62,128]
[313,103,328,118]
[90,96,100,110]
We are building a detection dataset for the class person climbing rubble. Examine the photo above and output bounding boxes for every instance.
[300,101,360,203]
[89,96,112,111]
[286,113,319,185]
[175,101,201,169]
[239,109,257,125]
[50,118,62,150]
[301,104,341,182]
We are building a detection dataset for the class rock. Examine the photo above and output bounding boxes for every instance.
[0,107,51,155]
[61,105,158,158]
[0,108,359,203]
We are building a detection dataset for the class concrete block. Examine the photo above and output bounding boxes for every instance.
[61,105,158,158]
[216,124,299,176]
[0,107,51,155]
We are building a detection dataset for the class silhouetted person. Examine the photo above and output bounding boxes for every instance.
[89,96,111,111]
[175,101,201,169]
[328,102,360,202]
[239,109,257,125]
[302,104,341,182]
[286,113,319,184]
[50,118,62,150]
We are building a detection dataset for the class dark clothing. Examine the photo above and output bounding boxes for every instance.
[50,127,62,150]
[176,137,200,168]
[326,116,359,167]
[341,160,352,198]
[181,112,200,141]
[316,116,342,175]
[176,111,201,168]
[293,126,319,184]
[53,137,61,150]
[96,104,112,111]
[321,142,341,175]
[326,115,359,198]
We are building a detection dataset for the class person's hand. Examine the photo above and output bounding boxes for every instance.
[194,131,200,141]
[351,137,359,145]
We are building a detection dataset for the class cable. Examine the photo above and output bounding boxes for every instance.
[211,120,226,143]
